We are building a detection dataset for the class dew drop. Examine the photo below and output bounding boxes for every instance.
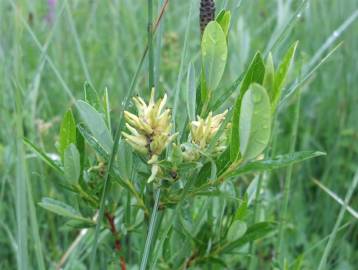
[333,31,339,37]
[297,12,302,19]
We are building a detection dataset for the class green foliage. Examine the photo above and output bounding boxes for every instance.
[216,10,231,37]
[271,41,298,111]
[2,1,357,269]
[239,83,272,161]
[76,100,113,153]
[230,52,265,161]
[201,21,228,98]
[228,151,326,178]
[38,198,93,224]
[59,110,77,161]
[64,144,80,184]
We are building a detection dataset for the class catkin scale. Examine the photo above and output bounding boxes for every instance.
[200,0,215,34]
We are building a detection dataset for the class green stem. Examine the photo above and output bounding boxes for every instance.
[148,0,154,90]
[140,188,161,270]
[277,92,301,265]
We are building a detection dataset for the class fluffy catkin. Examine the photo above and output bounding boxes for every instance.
[200,0,216,34]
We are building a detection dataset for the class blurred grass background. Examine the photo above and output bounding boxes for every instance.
[0,0,357,269]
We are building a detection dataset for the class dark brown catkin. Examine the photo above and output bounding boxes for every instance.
[200,0,216,34]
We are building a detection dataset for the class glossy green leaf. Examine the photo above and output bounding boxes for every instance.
[58,110,76,161]
[76,100,113,153]
[201,21,228,93]
[64,144,80,184]
[186,62,196,121]
[216,10,231,37]
[272,41,298,111]
[230,52,265,161]
[38,197,89,222]
[239,84,272,160]
[228,151,326,178]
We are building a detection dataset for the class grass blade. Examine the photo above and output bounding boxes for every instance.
[317,170,358,270]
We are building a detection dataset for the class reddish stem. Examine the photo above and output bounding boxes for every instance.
[105,212,126,270]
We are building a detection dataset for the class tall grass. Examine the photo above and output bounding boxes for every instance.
[0,0,357,269]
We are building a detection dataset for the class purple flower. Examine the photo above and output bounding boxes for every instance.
[46,0,57,25]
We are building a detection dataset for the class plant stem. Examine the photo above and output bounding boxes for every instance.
[317,171,358,270]
[140,188,161,270]
[277,92,301,265]
[148,0,154,91]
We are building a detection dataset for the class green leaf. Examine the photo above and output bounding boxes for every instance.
[216,10,231,37]
[201,21,228,93]
[230,52,265,161]
[186,62,196,121]
[263,53,275,95]
[23,138,63,174]
[63,219,96,229]
[64,144,80,184]
[77,124,109,159]
[38,197,89,222]
[272,41,298,111]
[117,140,133,180]
[58,110,77,161]
[76,100,113,153]
[239,84,272,160]
[235,194,248,220]
[227,151,326,178]
[84,82,101,110]
[227,220,247,241]
[221,222,275,253]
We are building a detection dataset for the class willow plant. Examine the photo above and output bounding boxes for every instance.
[24,2,325,269]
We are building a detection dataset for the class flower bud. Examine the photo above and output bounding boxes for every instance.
[183,110,229,161]
[123,89,177,161]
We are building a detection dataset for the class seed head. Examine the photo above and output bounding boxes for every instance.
[200,0,216,34]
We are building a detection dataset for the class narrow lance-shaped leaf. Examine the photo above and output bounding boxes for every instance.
[227,151,326,178]
[239,83,272,161]
[76,100,113,153]
[272,41,298,111]
[230,52,265,161]
[38,197,92,223]
[201,21,228,99]
[64,144,80,184]
[58,109,76,161]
